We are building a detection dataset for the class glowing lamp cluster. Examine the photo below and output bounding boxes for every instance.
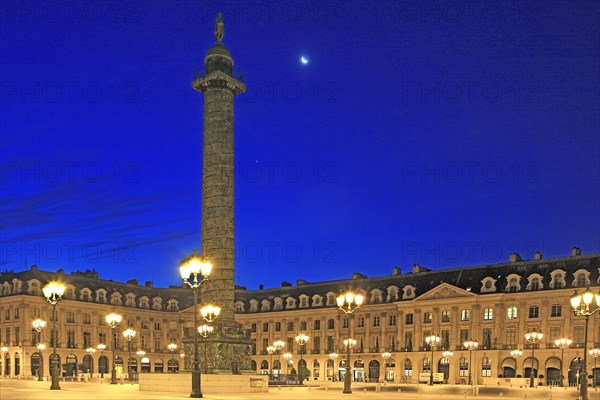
[105,313,122,328]
[198,324,214,338]
[179,257,212,286]
[33,319,47,332]
[295,333,309,346]
[37,343,46,352]
[201,305,221,322]
[343,338,357,349]
[555,338,572,349]
[336,292,364,314]
[510,349,523,358]
[571,288,600,313]
[42,282,65,304]
[524,329,543,343]
[463,340,479,350]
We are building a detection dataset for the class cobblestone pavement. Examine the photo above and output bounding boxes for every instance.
[1,379,599,400]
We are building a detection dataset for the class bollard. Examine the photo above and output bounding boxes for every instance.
[278,386,281,390]
[499,392,503,397]
[364,387,367,392]
[398,388,402,393]
[463,392,467,398]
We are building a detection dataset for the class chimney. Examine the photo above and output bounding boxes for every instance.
[509,253,521,263]
[145,281,153,287]
[534,251,542,261]
[352,272,367,280]
[412,264,430,273]
[127,279,138,285]
[259,284,264,290]
[572,247,581,256]
[296,279,308,285]
[392,266,401,275]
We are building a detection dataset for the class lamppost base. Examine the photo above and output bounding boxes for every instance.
[190,394,203,398]
[343,390,352,394]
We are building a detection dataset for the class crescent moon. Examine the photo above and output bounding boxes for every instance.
[301,56,309,64]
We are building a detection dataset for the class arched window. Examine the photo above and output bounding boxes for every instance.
[422,358,430,372]
[404,359,413,377]
[459,357,469,377]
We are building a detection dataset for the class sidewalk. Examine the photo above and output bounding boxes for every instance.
[1,379,599,400]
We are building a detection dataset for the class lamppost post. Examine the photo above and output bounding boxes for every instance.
[554,338,571,387]
[37,344,46,381]
[179,252,213,398]
[198,324,214,374]
[337,291,364,394]
[382,352,391,382]
[85,347,96,377]
[105,312,122,385]
[273,340,285,381]
[136,350,145,375]
[123,329,136,381]
[524,328,543,388]
[168,343,177,373]
[329,353,338,382]
[295,333,309,385]
[442,351,453,383]
[425,334,440,385]
[463,340,478,386]
[283,352,292,376]
[589,348,600,389]
[571,288,600,400]
[43,282,65,390]
[32,319,47,381]
[510,349,523,379]
[266,346,276,378]
[97,344,106,378]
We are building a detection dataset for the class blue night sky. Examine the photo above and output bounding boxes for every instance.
[1,1,598,290]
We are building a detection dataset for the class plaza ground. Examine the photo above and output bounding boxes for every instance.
[1,380,600,400]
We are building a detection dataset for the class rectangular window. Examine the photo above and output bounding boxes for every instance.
[83,313,91,324]
[549,326,560,342]
[275,322,281,332]
[357,317,365,328]
[404,332,413,350]
[573,325,584,344]
[251,324,257,333]
[441,330,450,349]
[327,336,334,353]
[507,306,518,320]
[142,321,149,330]
[262,338,268,349]
[314,320,320,330]
[83,332,91,348]
[287,322,294,331]
[343,318,349,329]
[99,333,107,345]
[506,328,516,346]
[300,321,307,330]
[551,305,562,317]
[460,329,469,344]
[388,315,397,326]
[461,309,470,321]
[67,312,75,323]
[141,335,147,350]
[263,323,269,332]
[5,309,9,320]
[528,306,539,319]
[482,328,492,349]
[327,319,335,329]
[67,330,75,348]
[287,337,294,352]
[373,316,380,327]
[154,322,161,331]
[405,313,414,325]
[14,327,20,344]
[441,310,451,323]
[483,308,493,320]
[313,336,320,353]
[423,312,432,323]
[5,328,10,345]
[154,336,162,352]
[14,308,19,320]
[31,308,40,318]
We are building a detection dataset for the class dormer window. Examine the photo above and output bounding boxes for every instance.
[506,274,521,292]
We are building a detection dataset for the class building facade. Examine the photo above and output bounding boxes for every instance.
[0,248,598,386]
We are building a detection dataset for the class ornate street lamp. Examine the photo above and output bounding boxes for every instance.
[37,343,46,381]
[283,352,292,376]
[382,352,391,381]
[179,252,212,398]
[554,338,571,387]
[589,348,600,389]
[329,353,338,381]
[571,287,600,400]
[85,347,96,375]
[43,282,65,390]
[295,333,309,384]
[123,328,136,381]
[425,334,440,385]
[343,339,357,392]
[266,345,276,377]
[97,344,106,378]
[105,312,122,384]
[337,291,363,394]
[198,324,214,374]
[168,343,177,373]
[32,319,46,343]
[463,340,478,386]
[273,340,285,378]
[510,349,522,378]
[524,328,543,387]
[200,305,221,323]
